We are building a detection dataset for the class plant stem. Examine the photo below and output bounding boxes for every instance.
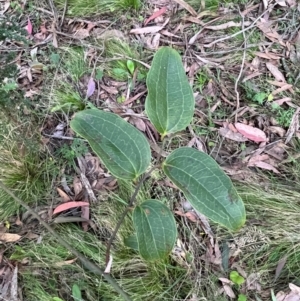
[0,180,132,301]
[105,139,167,264]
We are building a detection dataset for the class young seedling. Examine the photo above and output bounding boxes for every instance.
[70,47,246,261]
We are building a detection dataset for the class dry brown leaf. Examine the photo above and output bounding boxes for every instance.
[242,72,262,82]
[285,108,300,144]
[290,283,300,294]
[268,126,286,137]
[172,0,197,16]
[73,28,89,39]
[266,62,286,82]
[206,21,251,30]
[257,21,285,46]
[182,16,205,25]
[254,51,281,60]
[249,161,280,173]
[73,176,82,197]
[130,26,163,35]
[0,233,21,243]
[219,127,248,142]
[54,258,77,267]
[275,0,287,6]
[235,123,267,143]
[273,97,292,106]
[100,84,118,95]
[223,284,236,298]
[272,84,293,96]
[275,256,287,281]
[56,187,71,202]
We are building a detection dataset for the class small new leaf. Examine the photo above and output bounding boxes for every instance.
[230,271,245,285]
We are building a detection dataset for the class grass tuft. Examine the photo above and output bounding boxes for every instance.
[54,0,141,17]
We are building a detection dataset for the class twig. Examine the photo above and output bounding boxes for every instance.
[105,139,167,264]
[203,5,275,48]
[234,7,247,123]
[0,180,132,301]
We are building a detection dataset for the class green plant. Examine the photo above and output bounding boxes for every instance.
[70,47,246,261]
[54,0,140,17]
[58,139,89,167]
[272,105,295,128]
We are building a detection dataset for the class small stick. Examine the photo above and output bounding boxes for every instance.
[234,7,247,123]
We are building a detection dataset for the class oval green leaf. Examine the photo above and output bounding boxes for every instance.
[70,109,151,180]
[162,147,246,231]
[145,47,195,137]
[133,200,177,261]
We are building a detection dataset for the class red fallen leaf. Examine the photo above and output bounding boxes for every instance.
[235,123,267,143]
[53,201,89,215]
[27,17,33,35]
[144,7,167,25]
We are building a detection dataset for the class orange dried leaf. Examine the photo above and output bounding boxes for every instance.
[53,201,89,215]
[144,7,167,25]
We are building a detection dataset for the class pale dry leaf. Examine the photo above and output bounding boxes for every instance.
[272,84,293,96]
[235,123,267,143]
[266,62,286,82]
[285,108,300,144]
[254,52,281,60]
[73,176,82,197]
[172,0,197,16]
[273,97,291,106]
[104,255,113,273]
[74,28,89,39]
[275,0,287,6]
[0,233,21,243]
[290,283,300,294]
[250,161,280,173]
[10,266,18,301]
[219,127,248,142]
[130,26,162,35]
[268,126,286,137]
[223,284,236,298]
[275,256,287,281]
[219,278,232,284]
[206,21,251,30]
[93,29,125,40]
[0,2,10,15]
[54,258,77,267]
[246,273,261,291]
[242,72,262,83]
[57,187,71,202]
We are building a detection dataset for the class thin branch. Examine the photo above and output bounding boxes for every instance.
[0,180,132,301]
[203,5,275,48]
[234,7,247,123]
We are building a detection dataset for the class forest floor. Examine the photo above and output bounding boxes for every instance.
[1,0,300,300]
